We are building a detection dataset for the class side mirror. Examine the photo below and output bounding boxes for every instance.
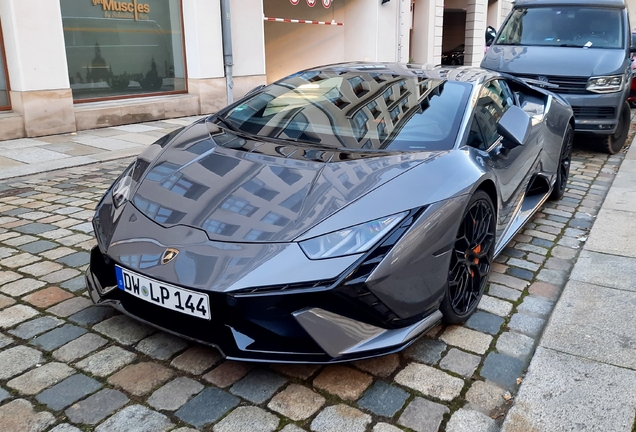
[485,26,497,47]
[630,46,636,54]
[497,105,531,149]
[245,84,266,98]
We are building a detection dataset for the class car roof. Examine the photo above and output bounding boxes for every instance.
[306,63,500,85]
[514,0,626,8]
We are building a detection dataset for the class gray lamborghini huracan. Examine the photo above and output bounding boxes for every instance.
[86,63,573,363]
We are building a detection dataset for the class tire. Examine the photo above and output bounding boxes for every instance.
[596,101,631,154]
[550,124,573,201]
[440,190,496,324]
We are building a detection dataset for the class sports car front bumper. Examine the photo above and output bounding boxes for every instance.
[85,245,442,363]
[86,183,468,363]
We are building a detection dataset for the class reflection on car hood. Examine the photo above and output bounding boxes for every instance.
[482,45,625,76]
[132,121,441,243]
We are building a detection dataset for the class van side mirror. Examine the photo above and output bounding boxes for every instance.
[485,26,497,47]
[497,106,531,149]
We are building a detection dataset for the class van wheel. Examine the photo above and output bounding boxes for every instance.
[597,102,631,154]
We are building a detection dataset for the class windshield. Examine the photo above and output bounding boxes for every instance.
[219,69,471,151]
[496,7,624,49]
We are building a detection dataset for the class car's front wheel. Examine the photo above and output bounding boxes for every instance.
[550,124,573,201]
[597,101,631,154]
[440,190,496,324]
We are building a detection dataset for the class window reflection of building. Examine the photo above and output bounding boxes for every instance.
[135,134,419,246]
[133,195,186,224]
[160,173,208,200]
[221,196,259,217]
[202,219,239,237]
[130,146,426,290]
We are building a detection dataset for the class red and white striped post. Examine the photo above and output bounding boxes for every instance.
[263,16,344,26]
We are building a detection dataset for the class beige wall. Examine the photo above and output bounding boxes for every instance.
[264,0,406,83]
[0,0,70,92]
[343,0,378,61]
[264,0,346,82]
[628,0,636,30]
[376,0,401,61]
[0,0,75,137]
[487,0,502,29]
[182,0,225,79]
[465,0,488,65]
[231,0,266,77]
[445,0,467,10]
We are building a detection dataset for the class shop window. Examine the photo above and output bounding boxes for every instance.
[0,20,10,110]
[60,0,187,101]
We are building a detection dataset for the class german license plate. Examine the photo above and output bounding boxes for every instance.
[115,266,210,320]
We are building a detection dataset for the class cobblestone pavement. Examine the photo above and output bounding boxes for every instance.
[0,131,628,432]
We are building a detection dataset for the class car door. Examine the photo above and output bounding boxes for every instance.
[469,79,541,232]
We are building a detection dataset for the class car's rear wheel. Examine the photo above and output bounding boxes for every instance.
[550,124,573,201]
[597,101,631,154]
[440,190,496,324]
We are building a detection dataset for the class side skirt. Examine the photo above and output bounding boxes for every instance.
[493,189,551,257]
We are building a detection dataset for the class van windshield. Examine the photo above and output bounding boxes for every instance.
[496,7,624,49]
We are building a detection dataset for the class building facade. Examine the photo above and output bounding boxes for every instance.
[0,0,512,142]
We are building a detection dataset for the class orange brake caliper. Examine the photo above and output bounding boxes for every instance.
[470,244,481,277]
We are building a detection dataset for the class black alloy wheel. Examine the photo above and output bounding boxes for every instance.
[599,101,631,154]
[550,124,573,200]
[440,190,496,324]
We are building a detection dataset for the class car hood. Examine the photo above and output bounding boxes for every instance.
[481,45,625,76]
[131,121,441,243]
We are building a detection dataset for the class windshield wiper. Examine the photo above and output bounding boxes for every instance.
[213,115,240,132]
[559,44,585,48]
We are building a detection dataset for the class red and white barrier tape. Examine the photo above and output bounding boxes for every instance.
[264,16,343,26]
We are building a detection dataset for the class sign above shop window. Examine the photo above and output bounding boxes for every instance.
[92,0,150,21]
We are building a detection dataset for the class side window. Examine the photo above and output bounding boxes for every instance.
[467,117,487,150]
[473,80,512,149]
[497,80,516,108]
[484,80,512,113]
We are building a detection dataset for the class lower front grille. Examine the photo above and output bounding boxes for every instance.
[572,106,616,119]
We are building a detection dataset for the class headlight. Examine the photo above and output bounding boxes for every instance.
[299,211,408,260]
[586,75,623,93]
[111,161,136,208]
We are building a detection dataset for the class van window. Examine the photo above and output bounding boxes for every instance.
[496,7,624,49]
